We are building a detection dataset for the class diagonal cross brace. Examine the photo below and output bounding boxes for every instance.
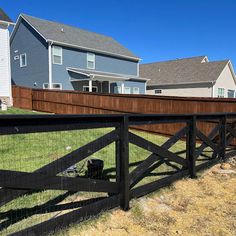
[129,126,188,187]
[195,124,220,159]
[0,130,119,207]
[196,129,220,153]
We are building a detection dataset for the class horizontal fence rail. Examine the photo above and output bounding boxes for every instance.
[0,113,236,235]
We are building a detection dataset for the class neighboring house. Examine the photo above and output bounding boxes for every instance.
[10,14,147,94]
[0,9,15,106]
[140,56,236,98]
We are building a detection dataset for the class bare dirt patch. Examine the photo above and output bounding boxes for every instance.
[61,159,236,236]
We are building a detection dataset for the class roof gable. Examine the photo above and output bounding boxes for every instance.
[0,8,13,23]
[140,56,229,86]
[17,14,139,61]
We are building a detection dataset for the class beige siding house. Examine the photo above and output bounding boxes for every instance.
[140,56,236,98]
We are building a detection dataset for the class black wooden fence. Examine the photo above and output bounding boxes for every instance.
[0,113,235,235]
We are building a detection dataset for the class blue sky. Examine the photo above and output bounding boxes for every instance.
[2,0,236,66]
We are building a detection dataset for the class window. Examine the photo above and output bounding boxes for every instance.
[124,87,131,94]
[155,89,162,94]
[217,88,225,98]
[228,89,235,98]
[20,53,27,67]
[43,83,49,89]
[87,53,95,69]
[114,86,121,94]
[52,84,62,89]
[83,86,98,92]
[133,87,140,94]
[43,83,62,90]
[52,46,62,65]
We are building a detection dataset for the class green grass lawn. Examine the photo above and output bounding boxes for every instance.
[0,107,207,235]
[0,107,40,114]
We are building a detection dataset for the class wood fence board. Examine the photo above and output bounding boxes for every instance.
[0,170,119,193]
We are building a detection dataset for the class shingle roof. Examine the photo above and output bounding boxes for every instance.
[0,8,13,23]
[140,56,229,86]
[20,14,139,60]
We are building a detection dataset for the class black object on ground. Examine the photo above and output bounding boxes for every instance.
[87,159,104,179]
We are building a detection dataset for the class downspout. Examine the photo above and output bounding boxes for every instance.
[48,41,53,89]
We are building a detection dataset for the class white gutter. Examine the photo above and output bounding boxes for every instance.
[0,20,15,26]
[48,42,53,89]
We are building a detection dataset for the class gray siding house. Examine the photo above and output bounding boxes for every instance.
[10,14,147,94]
[140,56,236,98]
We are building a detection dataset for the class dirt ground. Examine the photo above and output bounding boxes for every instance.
[62,158,236,236]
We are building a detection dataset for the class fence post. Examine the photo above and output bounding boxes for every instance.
[187,116,197,178]
[115,126,121,183]
[219,115,227,161]
[119,115,130,211]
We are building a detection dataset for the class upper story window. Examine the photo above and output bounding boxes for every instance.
[52,46,62,65]
[87,53,95,69]
[20,53,27,67]
[217,88,225,98]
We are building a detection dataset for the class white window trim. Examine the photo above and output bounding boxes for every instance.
[52,46,63,65]
[43,83,62,90]
[20,53,27,67]
[83,86,98,92]
[217,88,225,98]
[133,87,140,94]
[87,53,95,69]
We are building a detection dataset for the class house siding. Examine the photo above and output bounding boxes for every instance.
[10,19,143,94]
[146,82,212,97]
[0,27,11,104]
[213,63,236,98]
[10,19,49,88]
[147,85,212,97]
[52,46,138,90]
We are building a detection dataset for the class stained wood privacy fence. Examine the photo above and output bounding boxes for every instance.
[12,85,236,141]
[0,113,236,235]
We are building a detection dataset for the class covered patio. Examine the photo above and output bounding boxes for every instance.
[67,67,130,93]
